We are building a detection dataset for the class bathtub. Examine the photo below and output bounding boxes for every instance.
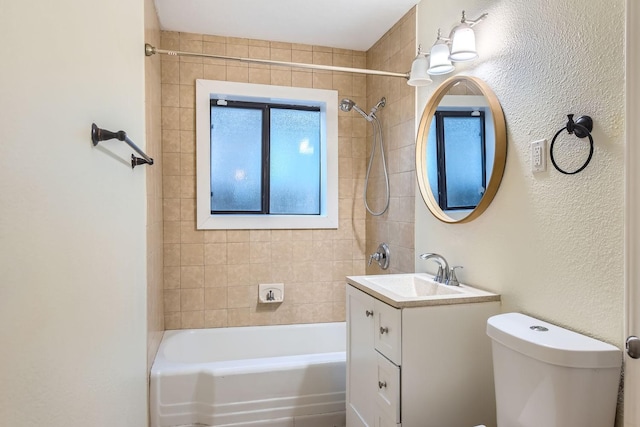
[150,322,347,427]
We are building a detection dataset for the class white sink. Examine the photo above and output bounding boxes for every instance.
[346,273,499,308]
[364,274,464,297]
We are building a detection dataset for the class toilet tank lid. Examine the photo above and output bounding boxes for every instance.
[486,313,621,369]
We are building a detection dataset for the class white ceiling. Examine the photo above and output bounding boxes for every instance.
[154,0,419,51]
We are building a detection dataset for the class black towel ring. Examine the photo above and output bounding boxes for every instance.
[549,114,594,175]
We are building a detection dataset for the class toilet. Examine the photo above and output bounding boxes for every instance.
[486,312,622,427]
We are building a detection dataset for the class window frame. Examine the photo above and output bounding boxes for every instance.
[195,79,338,230]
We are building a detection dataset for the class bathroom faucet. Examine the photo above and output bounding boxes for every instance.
[419,253,449,283]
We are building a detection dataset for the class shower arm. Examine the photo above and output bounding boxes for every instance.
[144,44,410,79]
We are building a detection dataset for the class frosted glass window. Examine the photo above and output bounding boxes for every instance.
[270,108,321,214]
[443,116,484,208]
[209,101,321,215]
[210,106,263,212]
[432,111,486,210]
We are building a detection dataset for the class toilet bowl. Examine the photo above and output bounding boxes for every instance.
[486,313,622,427]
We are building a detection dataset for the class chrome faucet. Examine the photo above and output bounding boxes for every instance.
[419,253,464,286]
[419,253,449,283]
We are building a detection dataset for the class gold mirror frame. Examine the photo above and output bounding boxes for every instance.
[416,75,507,223]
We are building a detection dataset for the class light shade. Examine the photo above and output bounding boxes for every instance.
[407,54,432,87]
[450,23,478,62]
[428,41,455,75]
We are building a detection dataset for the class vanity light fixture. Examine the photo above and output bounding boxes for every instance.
[449,11,488,62]
[407,44,432,87]
[407,10,488,84]
[427,29,455,75]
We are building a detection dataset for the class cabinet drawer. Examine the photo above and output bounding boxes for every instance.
[375,352,400,424]
[374,299,401,364]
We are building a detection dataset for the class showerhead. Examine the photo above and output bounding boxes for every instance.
[340,98,372,121]
[340,98,355,112]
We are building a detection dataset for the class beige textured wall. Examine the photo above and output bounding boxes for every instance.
[415,1,625,344]
[160,33,369,329]
[366,8,417,275]
[145,0,164,370]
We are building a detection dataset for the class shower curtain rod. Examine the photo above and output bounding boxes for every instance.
[144,44,409,79]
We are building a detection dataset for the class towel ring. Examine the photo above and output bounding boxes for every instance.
[549,114,594,175]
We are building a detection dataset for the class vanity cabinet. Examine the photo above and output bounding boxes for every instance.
[346,284,500,427]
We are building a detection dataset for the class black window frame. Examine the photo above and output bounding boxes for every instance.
[209,99,321,215]
[434,110,487,211]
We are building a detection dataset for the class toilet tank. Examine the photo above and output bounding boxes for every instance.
[486,313,621,427]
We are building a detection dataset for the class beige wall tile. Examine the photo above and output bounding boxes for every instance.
[227,264,252,286]
[204,309,228,327]
[181,266,204,288]
[163,198,181,221]
[181,243,204,265]
[162,129,181,153]
[159,25,419,328]
[205,265,228,287]
[228,308,251,326]
[164,312,181,330]
[181,311,204,328]
[164,289,180,312]
[181,288,204,311]
[164,266,181,289]
[205,287,228,310]
[204,243,228,265]
[161,84,179,107]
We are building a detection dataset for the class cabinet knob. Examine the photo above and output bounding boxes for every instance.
[379,326,389,334]
[378,381,387,389]
[365,310,374,317]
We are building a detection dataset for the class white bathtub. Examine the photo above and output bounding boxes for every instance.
[150,322,347,427]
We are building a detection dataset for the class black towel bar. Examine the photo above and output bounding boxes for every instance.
[91,123,154,169]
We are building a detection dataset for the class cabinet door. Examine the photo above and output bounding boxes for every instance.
[374,299,402,365]
[375,352,401,424]
[374,413,401,427]
[347,285,377,427]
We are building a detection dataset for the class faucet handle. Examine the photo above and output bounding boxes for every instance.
[430,259,444,282]
[446,266,463,286]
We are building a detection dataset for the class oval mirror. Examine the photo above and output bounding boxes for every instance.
[416,76,507,223]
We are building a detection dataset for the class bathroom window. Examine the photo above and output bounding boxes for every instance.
[430,111,487,210]
[210,101,321,215]
[196,79,338,230]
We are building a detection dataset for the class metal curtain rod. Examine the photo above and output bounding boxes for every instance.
[144,44,409,79]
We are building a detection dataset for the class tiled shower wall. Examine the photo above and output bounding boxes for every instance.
[160,33,370,329]
[366,9,416,275]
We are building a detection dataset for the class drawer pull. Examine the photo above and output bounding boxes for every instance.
[365,310,374,317]
[378,380,387,389]
[379,326,389,334]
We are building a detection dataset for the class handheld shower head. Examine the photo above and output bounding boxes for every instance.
[340,98,355,112]
[340,98,372,121]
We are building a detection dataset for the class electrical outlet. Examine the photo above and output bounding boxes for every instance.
[531,139,547,173]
